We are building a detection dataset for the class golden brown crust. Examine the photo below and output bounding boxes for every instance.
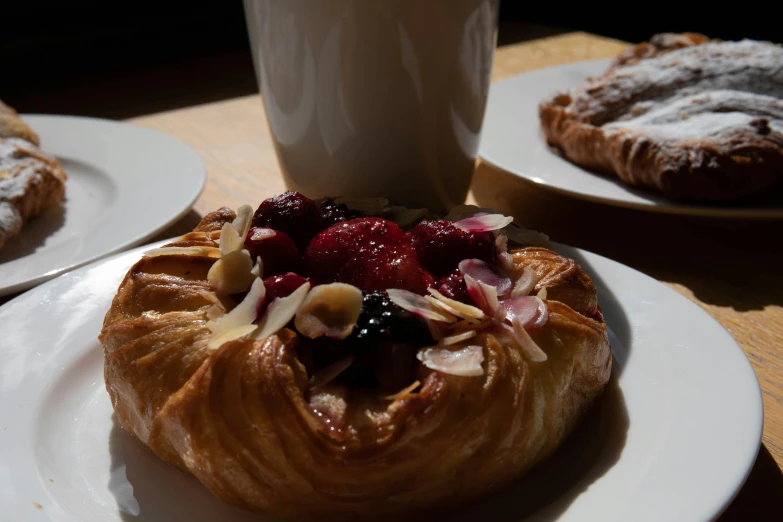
[0,100,39,146]
[539,33,783,201]
[100,212,612,519]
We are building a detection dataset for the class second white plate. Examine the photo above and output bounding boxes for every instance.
[0,241,763,522]
[0,115,205,297]
[480,59,783,218]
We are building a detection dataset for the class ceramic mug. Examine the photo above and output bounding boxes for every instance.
[244,0,499,212]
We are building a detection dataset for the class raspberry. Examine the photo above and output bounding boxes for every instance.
[410,220,497,276]
[306,217,428,293]
[432,268,471,304]
[251,191,320,249]
[263,272,310,302]
[319,199,361,228]
[244,227,303,277]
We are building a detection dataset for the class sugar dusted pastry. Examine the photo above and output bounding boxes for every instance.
[0,100,66,250]
[99,192,611,519]
[539,33,783,201]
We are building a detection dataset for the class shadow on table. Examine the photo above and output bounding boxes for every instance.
[471,162,783,311]
[718,444,783,521]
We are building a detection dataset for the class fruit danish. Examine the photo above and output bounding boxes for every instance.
[0,100,67,250]
[100,192,611,519]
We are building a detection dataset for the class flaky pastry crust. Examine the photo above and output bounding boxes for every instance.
[100,209,611,519]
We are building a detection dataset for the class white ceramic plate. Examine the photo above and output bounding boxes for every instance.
[0,241,762,521]
[480,59,783,218]
[0,115,205,297]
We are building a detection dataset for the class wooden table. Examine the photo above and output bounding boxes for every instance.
[126,32,782,518]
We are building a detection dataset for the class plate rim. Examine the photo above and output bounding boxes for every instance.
[0,114,206,297]
[0,240,764,521]
[480,58,783,219]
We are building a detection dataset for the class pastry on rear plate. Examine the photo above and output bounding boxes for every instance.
[0,100,67,249]
[99,192,611,520]
[539,33,783,201]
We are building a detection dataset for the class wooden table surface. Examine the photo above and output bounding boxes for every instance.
[111,31,783,518]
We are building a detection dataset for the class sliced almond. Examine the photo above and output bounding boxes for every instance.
[309,355,354,389]
[511,316,547,362]
[205,304,225,322]
[250,256,263,278]
[207,278,266,350]
[417,345,484,377]
[207,325,258,350]
[463,274,500,315]
[252,282,311,341]
[219,222,244,255]
[442,330,476,345]
[180,231,207,241]
[387,288,456,323]
[454,213,514,233]
[295,283,363,340]
[511,266,539,298]
[143,246,221,258]
[207,249,255,294]
[426,288,487,320]
[426,320,443,341]
[231,204,253,241]
[537,287,548,300]
[382,380,421,401]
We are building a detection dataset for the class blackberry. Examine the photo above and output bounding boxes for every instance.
[351,291,431,345]
[251,191,320,249]
[318,199,362,228]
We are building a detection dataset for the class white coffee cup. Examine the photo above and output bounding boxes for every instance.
[244,0,499,212]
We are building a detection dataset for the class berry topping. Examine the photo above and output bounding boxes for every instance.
[244,227,303,277]
[263,272,310,302]
[352,291,431,344]
[432,268,471,304]
[251,191,320,249]
[410,220,497,276]
[306,217,428,293]
[318,198,362,228]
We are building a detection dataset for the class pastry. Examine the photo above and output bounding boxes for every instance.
[539,33,783,201]
[0,100,67,250]
[99,192,611,519]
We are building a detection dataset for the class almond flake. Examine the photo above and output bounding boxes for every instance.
[463,274,500,315]
[207,249,255,294]
[207,325,257,350]
[427,288,487,320]
[252,282,311,341]
[511,316,547,362]
[231,204,253,241]
[205,304,225,322]
[454,213,514,233]
[382,380,421,401]
[207,278,266,350]
[309,355,354,389]
[511,266,539,297]
[459,259,513,297]
[537,287,548,300]
[219,222,244,255]
[505,224,553,248]
[387,289,456,323]
[180,231,207,241]
[143,246,221,258]
[387,206,429,227]
[442,330,477,345]
[295,283,363,339]
[250,256,263,278]
[417,345,484,377]
[426,320,443,341]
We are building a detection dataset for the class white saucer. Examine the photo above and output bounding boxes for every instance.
[480,59,783,218]
[0,115,205,297]
[0,241,762,521]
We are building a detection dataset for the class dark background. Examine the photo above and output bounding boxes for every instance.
[1,1,779,119]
